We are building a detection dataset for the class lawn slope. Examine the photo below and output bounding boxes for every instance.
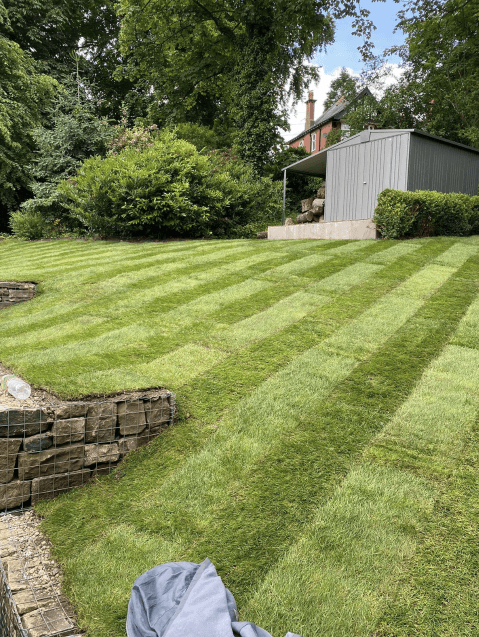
[1,236,478,637]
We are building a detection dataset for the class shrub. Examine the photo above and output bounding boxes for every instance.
[9,210,51,240]
[374,189,477,239]
[58,130,282,238]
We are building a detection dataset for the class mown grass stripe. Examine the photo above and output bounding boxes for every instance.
[242,315,479,637]
[32,238,470,636]
[257,252,333,279]
[322,239,376,255]
[309,262,382,294]
[322,263,458,359]
[174,264,479,616]
[208,290,331,351]
[35,236,455,396]
[116,244,466,530]
[0,249,284,339]
[365,240,424,264]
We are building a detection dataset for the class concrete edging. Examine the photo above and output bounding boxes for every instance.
[268,218,378,240]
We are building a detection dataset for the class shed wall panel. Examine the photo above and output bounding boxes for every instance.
[326,133,410,221]
[407,135,479,194]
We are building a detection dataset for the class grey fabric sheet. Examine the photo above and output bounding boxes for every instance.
[126,558,302,637]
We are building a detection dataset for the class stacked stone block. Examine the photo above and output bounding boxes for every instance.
[0,283,35,310]
[0,391,175,511]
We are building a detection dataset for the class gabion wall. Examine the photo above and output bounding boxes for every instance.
[0,390,175,512]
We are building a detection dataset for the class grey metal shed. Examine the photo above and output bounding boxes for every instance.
[282,129,479,223]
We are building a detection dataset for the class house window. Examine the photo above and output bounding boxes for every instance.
[299,139,304,147]
[311,132,316,151]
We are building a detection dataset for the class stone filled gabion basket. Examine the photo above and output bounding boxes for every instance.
[0,390,176,513]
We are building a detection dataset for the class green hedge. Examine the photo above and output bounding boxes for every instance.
[373,189,479,239]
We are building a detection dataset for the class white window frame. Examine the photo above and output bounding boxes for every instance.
[311,132,316,151]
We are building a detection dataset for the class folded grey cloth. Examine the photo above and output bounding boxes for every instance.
[126,558,302,637]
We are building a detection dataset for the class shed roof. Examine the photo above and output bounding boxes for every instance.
[283,129,479,176]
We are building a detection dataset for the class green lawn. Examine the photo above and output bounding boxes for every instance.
[1,235,479,637]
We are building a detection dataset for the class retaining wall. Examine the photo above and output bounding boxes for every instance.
[0,391,175,512]
[268,218,378,240]
[0,283,35,310]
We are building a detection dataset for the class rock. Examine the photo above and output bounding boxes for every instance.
[317,187,326,198]
[256,231,268,239]
[284,217,294,226]
[31,469,91,505]
[84,443,120,467]
[0,408,52,438]
[54,403,88,420]
[0,480,30,510]
[5,557,28,592]
[118,434,149,456]
[51,417,85,445]
[144,396,171,429]
[22,607,76,637]
[18,445,84,481]
[0,438,22,482]
[13,590,39,615]
[117,401,146,436]
[85,402,117,443]
[301,197,314,212]
[23,433,53,453]
[0,537,16,558]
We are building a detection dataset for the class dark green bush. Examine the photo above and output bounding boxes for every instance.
[58,130,282,238]
[374,189,477,239]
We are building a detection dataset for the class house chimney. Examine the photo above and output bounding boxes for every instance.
[305,91,316,130]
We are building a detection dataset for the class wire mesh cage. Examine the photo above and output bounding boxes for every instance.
[0,390,175,637]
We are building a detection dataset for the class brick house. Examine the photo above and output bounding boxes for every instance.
[287,87,377,153]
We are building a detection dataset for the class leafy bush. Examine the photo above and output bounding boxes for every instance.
[58,130,282,238]
[9,210,51,240]
[374,189,477,239]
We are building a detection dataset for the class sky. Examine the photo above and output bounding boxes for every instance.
[281,0,405,141]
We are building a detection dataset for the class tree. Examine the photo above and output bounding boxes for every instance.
[323,67,358,110]
[117,0,376,172]
[365,0,479,148]
[0,2,56,229]
[19,80,113,225]
[0,0,144,120]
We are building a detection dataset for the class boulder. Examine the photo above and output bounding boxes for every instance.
[84,442,120,467]
[18,444,84,480]
[256,231,268,239]
[31,469,91,505]
[284,217,295,226]
[54,403,88,420]
[144,395,171,429]
[86,402,117,443]
[22,607,76,637]
[51,417,85,445]
[23,433,53,453]
[117,401,146,436]
[0,408,52,438]
[0,480,31,510]
[0,438,22,482]
[118,434,150,457]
